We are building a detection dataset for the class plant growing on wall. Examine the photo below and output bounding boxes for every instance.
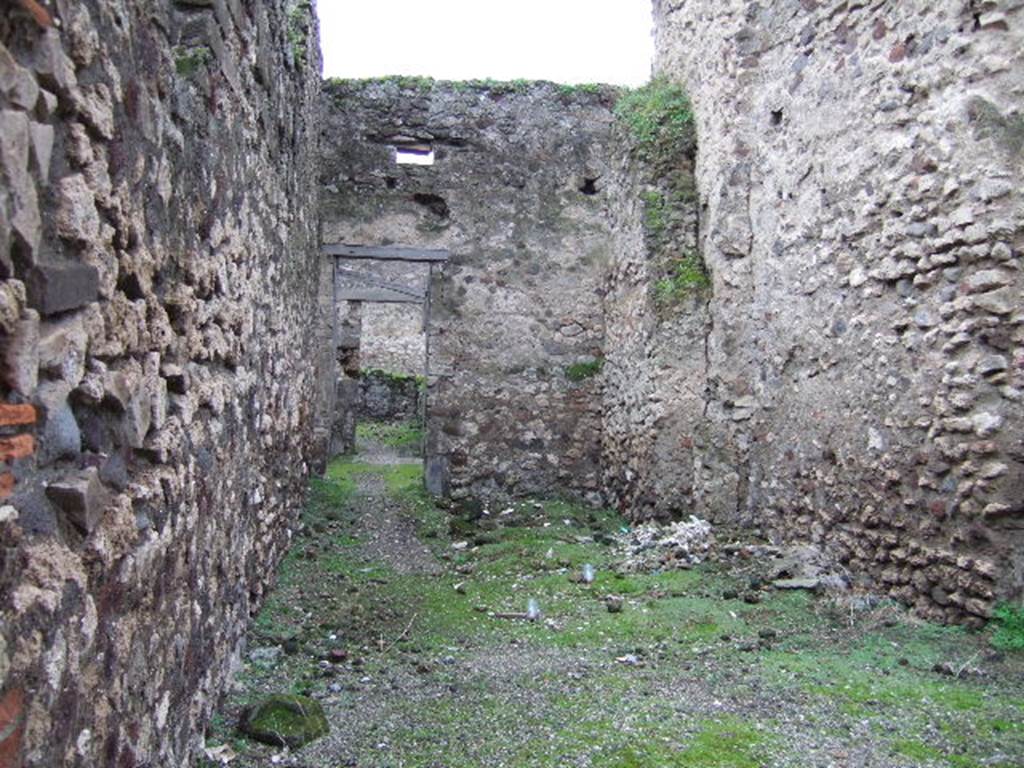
[614,77,696,165]
[565,358,604,382]
[174,45,213,77]
[617,78,708,318]
[654,249,711,309]
[288,0,313,64]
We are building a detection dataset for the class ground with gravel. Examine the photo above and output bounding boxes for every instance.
[203,429,1024,768]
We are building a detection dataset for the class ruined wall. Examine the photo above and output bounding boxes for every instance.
[361,302,426,375]
[653,0,1024,621]
[321,81,616,503]
[0,1,327,764]
[359,370,424,423]
[602,91,706,522]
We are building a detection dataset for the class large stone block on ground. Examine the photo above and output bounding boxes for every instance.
[239,694,329,749]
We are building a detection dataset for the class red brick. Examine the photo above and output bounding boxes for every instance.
[0,474,13,501]
[0,405,35,429]
[0,436,34,463]
[0,688,24,768]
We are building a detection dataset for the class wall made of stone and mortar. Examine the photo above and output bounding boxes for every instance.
[602,107,707,522]
[652,0,1024,621]
[360,302,426,376]
[321,81,616,503]
[0,1,328,764]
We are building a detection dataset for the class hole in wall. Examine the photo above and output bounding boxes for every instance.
[770,109,783,127]
[394,145,435,166]
[579,176,600,195]
[412,193,450,219]
[117,271,146,301]
[385,177,398,189]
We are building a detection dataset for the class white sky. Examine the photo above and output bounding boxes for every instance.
[317,1,654,86]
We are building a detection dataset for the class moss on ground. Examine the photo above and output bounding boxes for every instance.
[211,459,1024,767]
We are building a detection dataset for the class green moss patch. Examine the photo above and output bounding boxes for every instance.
[239,694,328,748]
[565,358,604,382]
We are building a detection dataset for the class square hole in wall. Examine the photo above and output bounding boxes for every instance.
[394,144,435,166]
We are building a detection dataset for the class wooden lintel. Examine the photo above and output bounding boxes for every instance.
[324,244,450,262]
[337,288,424,304]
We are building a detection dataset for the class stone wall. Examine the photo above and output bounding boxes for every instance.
[321,80,616,503]
[361,302,426,375]
[651,0,1024,621]
[0,1,327,765]
[601,86,707,522]
[359,370,424,423]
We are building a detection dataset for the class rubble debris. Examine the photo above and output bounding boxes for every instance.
[615,516,714,571]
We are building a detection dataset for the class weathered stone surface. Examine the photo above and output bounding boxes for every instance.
[24,262,99,316]
[54,173,99,242]
[1,310,39,396]
[0,3,330,767]
[44,467,107,533]
[322,80,614,502]
[35,381,80,463]
[651,0,1024,620]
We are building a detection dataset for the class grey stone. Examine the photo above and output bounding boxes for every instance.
[33,29,77,97]
[1,310,39,396]
[55,173,100,243]
[99,452,129,491]
[977,355,1008,376]
[36,381,81,462]
[28,122,54,184]
[913,307,937,328]
[0,44,39,110]
[25,262,100,316]
[971,288,1013,315]
[45,467,108,534]
[38,313,89,384]
[964,269,1011,294]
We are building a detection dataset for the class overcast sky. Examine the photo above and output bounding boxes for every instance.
[317,1,654,86]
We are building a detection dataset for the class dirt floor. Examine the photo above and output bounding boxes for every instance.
[203,429,1024,768]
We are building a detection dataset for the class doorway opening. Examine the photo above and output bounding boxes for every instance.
[326,244,448,483]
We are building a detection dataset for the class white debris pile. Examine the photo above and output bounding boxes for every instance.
[615,516,714,571]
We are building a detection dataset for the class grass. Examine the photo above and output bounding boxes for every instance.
[212,458,1024,768]
[355,421,423,451]
[991,603,1024,651]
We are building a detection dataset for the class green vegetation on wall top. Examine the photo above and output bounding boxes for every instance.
[287,0,313,64]
[614,77,696,161]
[324,75,613,99]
